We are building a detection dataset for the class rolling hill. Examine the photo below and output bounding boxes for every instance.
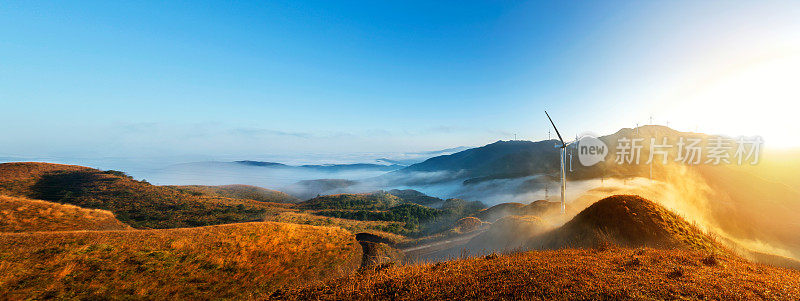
[295,192,485,236]
[0,195,131,232]
[532,195,721,252]
[0,221,362,299]
[169,184,300,203]
[297,192,440,235]
[298,191,405,210]
[471,200,562,223]
[0,162,281,229]
[387,189,444,205]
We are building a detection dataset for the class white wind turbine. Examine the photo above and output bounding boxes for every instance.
[545,111,574,214]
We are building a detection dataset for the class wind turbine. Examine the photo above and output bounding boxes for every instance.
[545,111,573,214]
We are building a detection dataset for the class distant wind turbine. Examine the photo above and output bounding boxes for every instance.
[545,111,574,214]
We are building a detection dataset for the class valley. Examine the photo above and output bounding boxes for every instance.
[2,127,799,300]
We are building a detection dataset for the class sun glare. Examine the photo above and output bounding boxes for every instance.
[664,51,800,148]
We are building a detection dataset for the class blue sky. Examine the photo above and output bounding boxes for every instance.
[2,0,799,164]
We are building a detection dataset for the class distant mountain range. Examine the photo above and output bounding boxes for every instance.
[388,125,704,185]
[375,146,472,166]
[234,160,405,172]
[387,140,561,185]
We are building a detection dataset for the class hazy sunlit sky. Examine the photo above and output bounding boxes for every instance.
[2,1,798,164]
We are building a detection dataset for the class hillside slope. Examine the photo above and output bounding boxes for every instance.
[169,184,300,203]
[0,162,281,229]
[0,195,131,232]
[283,247,800,300]
[0,221,362,299]
[387,189,443,206]
[298,191,404,210]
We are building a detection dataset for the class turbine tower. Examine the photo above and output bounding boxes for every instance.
[569,148,573,172]
[545,111,573,214]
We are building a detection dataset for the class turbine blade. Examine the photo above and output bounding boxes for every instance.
[545,111,566,146]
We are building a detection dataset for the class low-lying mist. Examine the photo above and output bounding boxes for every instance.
[128,157,800,263]
[143,162,393,188]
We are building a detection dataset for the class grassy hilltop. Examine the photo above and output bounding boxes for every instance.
[535,195,722,252]
[0,195,131,232]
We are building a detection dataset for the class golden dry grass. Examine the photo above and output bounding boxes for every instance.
[0,195,131,232]
[283,247,800,300]
[0,221,362,300]
[263,211,408,244]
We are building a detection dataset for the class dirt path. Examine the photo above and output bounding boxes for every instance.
[401,231,485,261]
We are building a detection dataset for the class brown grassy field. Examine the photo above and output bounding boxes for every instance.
[169,184,300,203]
[0,195,131,232]
[282,247,800,300]
[0,221,362,300]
